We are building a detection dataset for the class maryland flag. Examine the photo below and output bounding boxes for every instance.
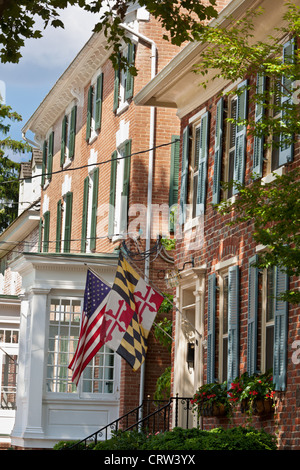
[101,252,164,370]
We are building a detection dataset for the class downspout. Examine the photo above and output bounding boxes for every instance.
[120,23,157,421]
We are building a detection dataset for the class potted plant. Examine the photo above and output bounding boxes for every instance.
[228,371,275,416]
[192,381,231,417]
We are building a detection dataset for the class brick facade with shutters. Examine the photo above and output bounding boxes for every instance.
[172,46,300,453]
[134,0,300,450]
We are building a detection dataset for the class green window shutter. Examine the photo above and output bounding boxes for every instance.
[81,176,89,252]
[61,115,67,166]
[179,126,189,225]
[120,139,132,234]
[47,131,54,182]
[227,265,239,384]
[41,140,47,186]
[38,217,43,252]
[43,211,50,253]
[95,74,103,131]
[247,255,259,375]
[86,85,93,141]
[279,39,295,166]
[207,273,216,384]
[108,151,117,237]
[212,97,224,205]
[273,267,289,391]
[69,105,77,159]
[196,111,210,215]
[64,191,73,253]
[125,43,135,101]
[56,200,62,253]
[90,167,99,251]
[169,135,180,233]
[253,74,266,178]
[113,57,120,112]
[233,80,248,195]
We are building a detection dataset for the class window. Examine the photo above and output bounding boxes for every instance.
[263,266,288,390]
[56,200,62,253]
[253,40,295,178]
[61,105,77,166]
[86,73,103,142]
[108,139,131,238]
[46,298,115,394]
[81,167,99,252]
[265,267,275,371]
[224,81,248,199]
[0,329,19,344]
[207,264,239,385]
[0,328,18,410]
[43,211,50,253]
[113,43,135,113]
[225,96,237,199]
[38,211,50,253]
[41,131,54,187]
[179,111,209,224]
[168,135,180,233]
[63,191,73,253]
[212,81,247,202]
[247,256,289,391]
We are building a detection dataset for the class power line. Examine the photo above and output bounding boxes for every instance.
[1,139,179,185]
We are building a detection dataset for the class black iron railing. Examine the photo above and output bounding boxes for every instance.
[65,396,194,450]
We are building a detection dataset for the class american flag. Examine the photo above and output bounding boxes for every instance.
[68,269,111,386]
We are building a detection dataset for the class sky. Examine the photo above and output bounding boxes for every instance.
[0,5,99,163]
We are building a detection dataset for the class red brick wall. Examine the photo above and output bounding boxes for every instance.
[173,71,300,449]
[39,13,182,418]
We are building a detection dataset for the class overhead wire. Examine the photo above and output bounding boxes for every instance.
[1,139,180,185]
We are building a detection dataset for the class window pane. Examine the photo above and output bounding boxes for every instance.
[47,298,81,393]
[222,337,228,383]
[266,267,275,322]
[229,98,237,148]
[1,355,18,410]
[194,126,200,170]
[47,298,115,394]
[266,325,274,371]
[223,276,229,334]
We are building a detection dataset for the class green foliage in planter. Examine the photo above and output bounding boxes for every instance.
[228,371,275,416]
[191,381,231,416]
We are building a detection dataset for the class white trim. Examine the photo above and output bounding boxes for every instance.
[188,107,207,124]
[215,256,238,272]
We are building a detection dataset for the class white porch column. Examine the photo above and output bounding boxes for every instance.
[24,288,49,437]
[11,287,50,445]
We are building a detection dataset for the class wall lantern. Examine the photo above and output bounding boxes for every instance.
[186,342,195,369]
[164,257,194,288]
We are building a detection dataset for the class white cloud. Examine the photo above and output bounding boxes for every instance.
[20,6,99,69]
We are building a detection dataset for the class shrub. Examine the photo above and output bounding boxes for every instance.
[89,426,277,451]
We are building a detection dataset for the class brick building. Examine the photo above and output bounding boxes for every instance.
[135,0,300,449]
[0,4,186,449]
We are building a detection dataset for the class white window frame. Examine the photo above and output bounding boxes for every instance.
[88,69,102,144]
[216,256,238,382]
[46,296,119,398]
[62,102,75,168]
[260,267,275,374]
[224,94,238,200]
